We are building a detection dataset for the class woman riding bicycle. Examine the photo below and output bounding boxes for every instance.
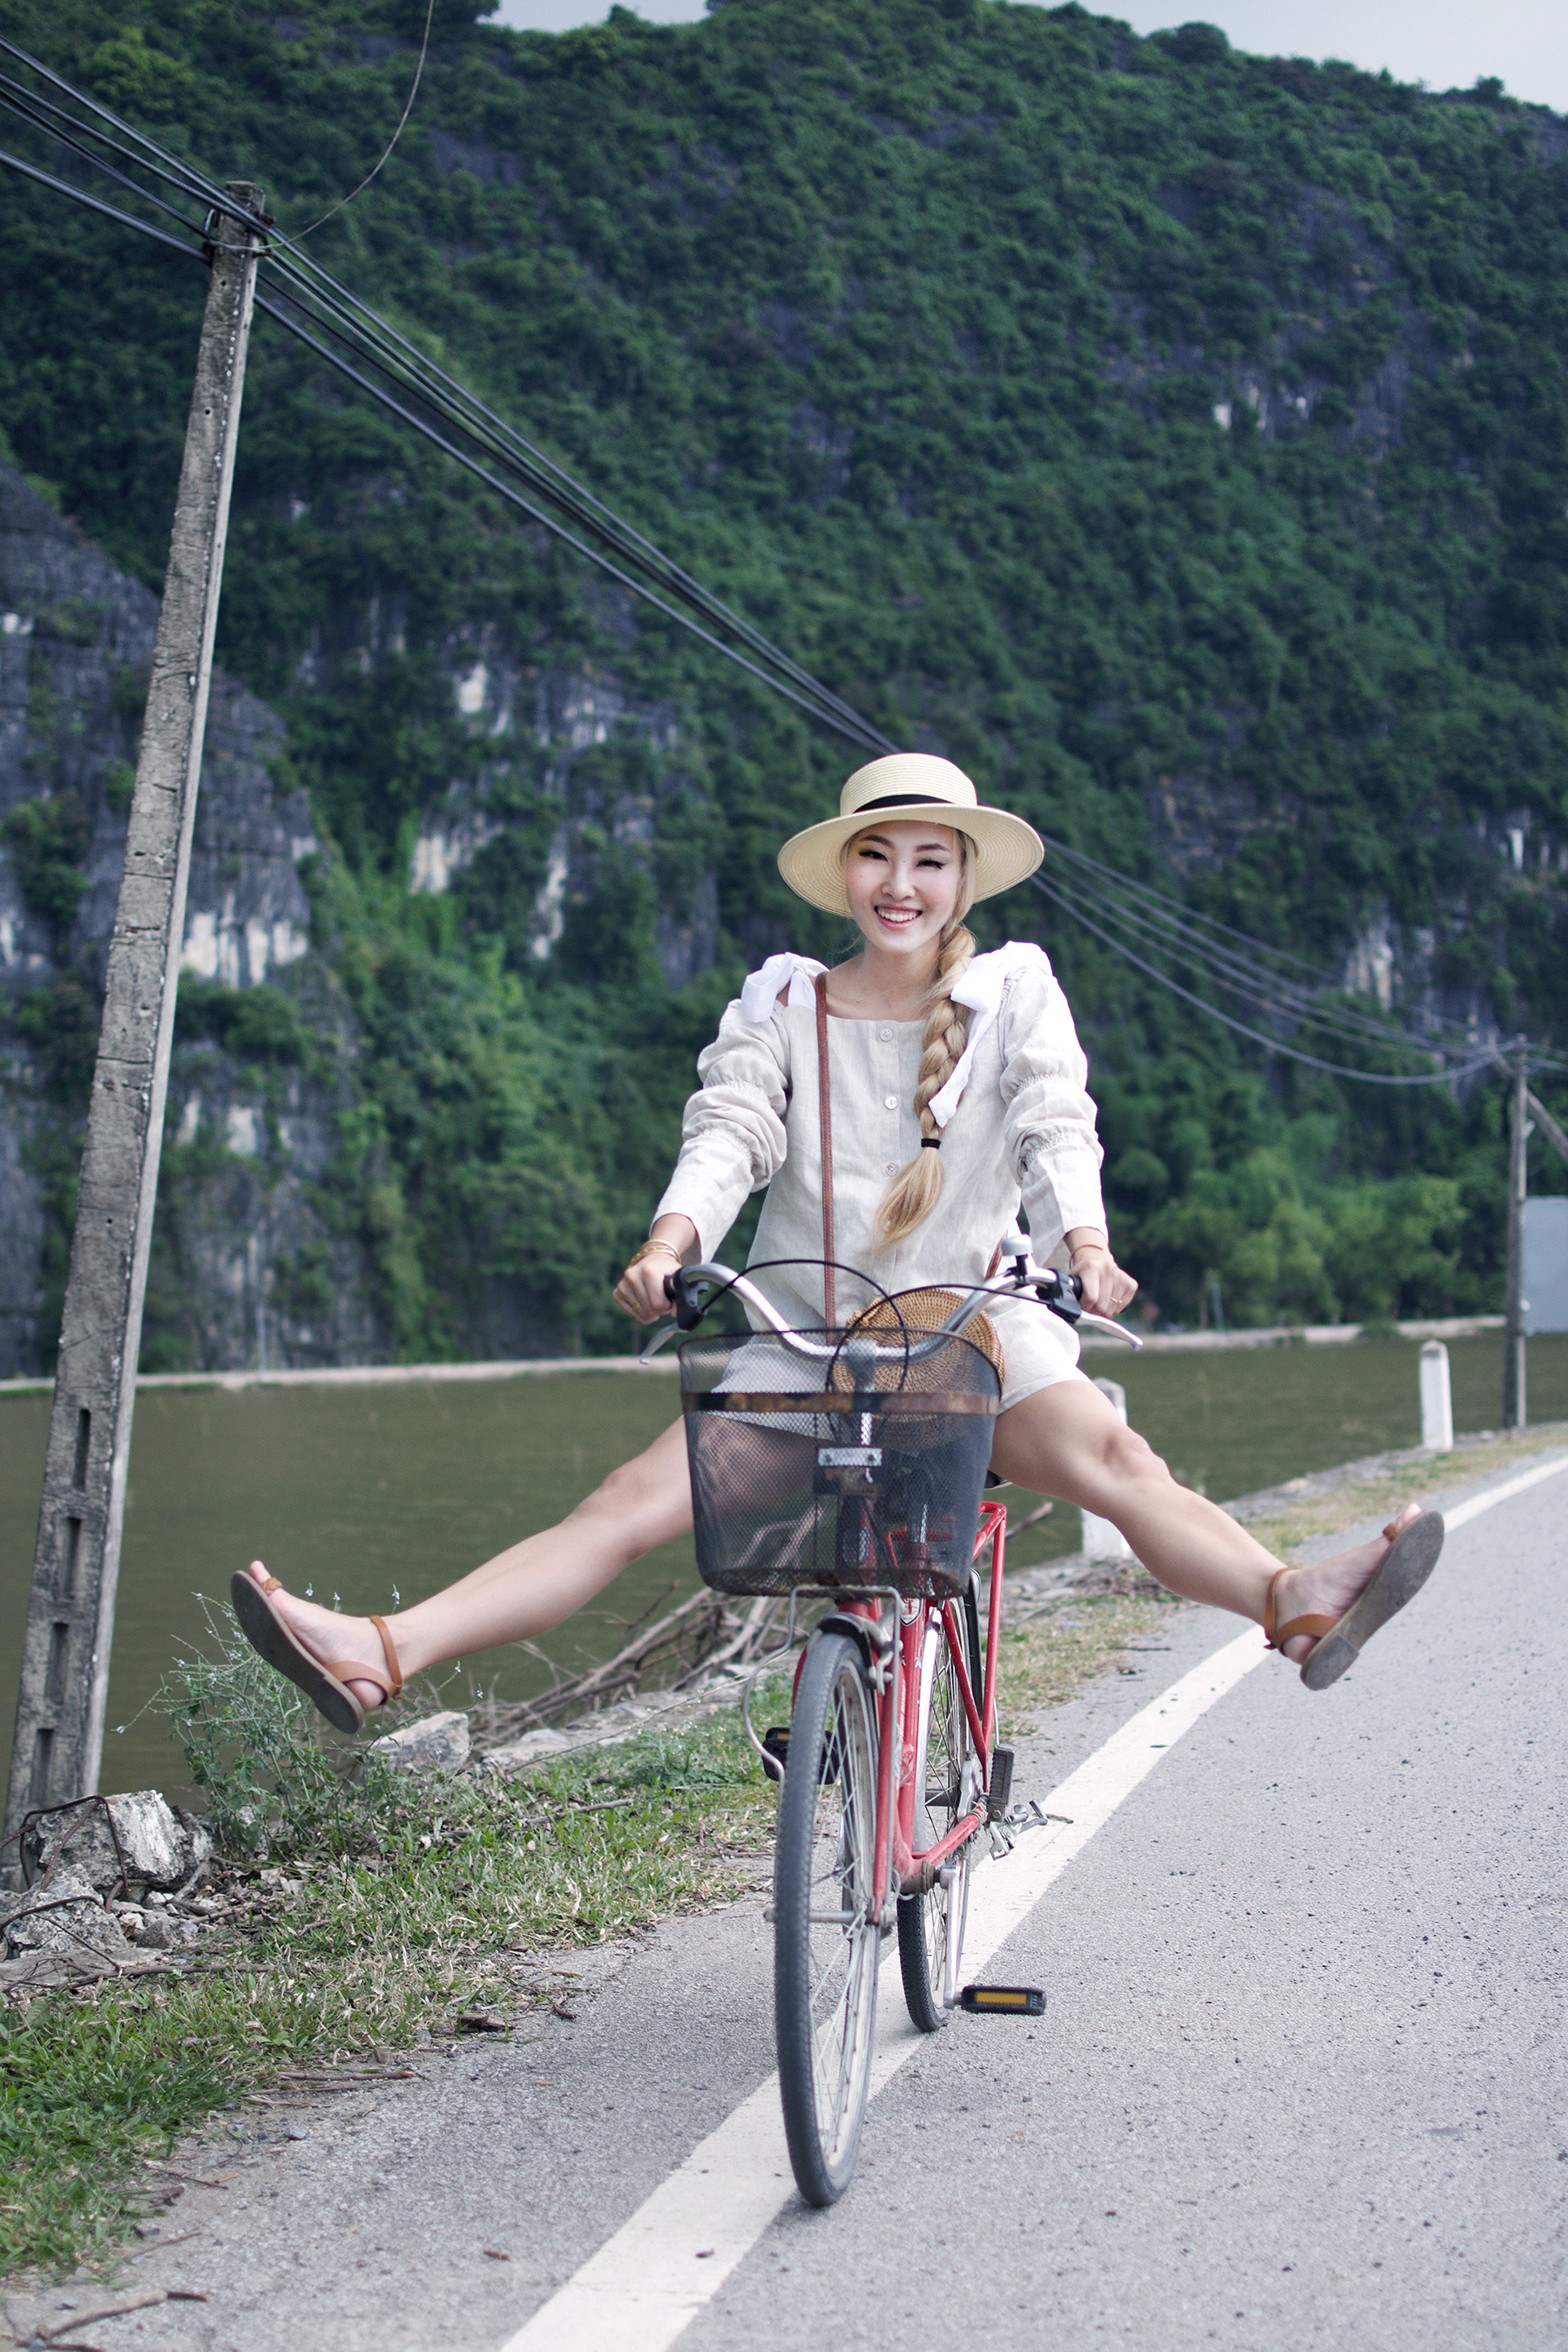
[234,754,1441,1722]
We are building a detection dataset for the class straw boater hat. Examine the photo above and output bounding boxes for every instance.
[777,754,1044,917]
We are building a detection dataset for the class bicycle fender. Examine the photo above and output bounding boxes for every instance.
[814,1612,892,1673]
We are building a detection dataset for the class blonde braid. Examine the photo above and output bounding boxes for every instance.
[870,853,977,1253]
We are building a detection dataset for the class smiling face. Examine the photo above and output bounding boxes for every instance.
[842,821,966,965]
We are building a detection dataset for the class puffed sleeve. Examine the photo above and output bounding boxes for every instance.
[997,964,1107,1260]
[651,996,793,1260]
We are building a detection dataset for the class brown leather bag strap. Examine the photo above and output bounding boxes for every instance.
[814,972,835,1330]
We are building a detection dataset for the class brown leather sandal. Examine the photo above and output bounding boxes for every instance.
[230,1570,403,1735]
[1263,1510,1446,1692]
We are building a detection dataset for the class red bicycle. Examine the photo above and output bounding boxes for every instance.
[645,1233,1138,2205]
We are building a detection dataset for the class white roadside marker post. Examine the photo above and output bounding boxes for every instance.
[1419,1341,1454,1454]
[1503,1038,1528,1431]
[1082,1377,1132,1562]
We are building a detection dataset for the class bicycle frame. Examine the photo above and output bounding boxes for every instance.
[847,1496,1008,1924]
[675,1244,1135,1961]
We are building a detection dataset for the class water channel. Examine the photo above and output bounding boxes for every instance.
[3,1328,1563,1802]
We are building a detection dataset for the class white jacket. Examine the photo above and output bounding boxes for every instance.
[653,943,1105,1409]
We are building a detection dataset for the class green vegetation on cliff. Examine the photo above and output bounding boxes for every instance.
[3,0,1568,1352]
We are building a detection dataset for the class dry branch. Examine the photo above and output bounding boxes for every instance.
[479,1585,770,1741]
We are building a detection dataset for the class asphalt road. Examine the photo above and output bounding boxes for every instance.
[26,1451,1565,2352]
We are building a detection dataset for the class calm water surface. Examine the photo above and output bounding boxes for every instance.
[3,1332,1562,1801]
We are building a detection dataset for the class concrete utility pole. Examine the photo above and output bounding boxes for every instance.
[1502,1037,1529,1432]
[3,185,267,1858]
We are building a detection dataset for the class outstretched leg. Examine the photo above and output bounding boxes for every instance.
[239,1416,693,1713]
[990,1381,1423,1664]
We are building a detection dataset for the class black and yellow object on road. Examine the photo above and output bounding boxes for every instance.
[959,1984,1045,2017]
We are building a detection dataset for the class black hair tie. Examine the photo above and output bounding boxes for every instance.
[921,1136,941,1150]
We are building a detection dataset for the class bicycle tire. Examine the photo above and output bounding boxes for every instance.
[774,1629,882,2207]
[897,1575,982,2033]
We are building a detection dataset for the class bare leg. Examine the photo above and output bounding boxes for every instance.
[241,1417,693,1712]
[990,1381,1422,1663]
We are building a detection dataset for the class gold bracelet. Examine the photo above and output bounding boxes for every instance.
[625,1238,683,1270]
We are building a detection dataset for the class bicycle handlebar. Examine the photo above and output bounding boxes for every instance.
[638,1235,1143,1364]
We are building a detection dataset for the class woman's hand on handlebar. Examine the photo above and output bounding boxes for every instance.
[1064,1230,1139,1320]
[612,1217,698,1325]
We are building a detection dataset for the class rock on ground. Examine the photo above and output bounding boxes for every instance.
[24,1790,211,1898]
[0,1864,134,1965]
[365,1711,471,1774]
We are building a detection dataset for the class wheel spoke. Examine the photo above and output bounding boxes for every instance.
[776,1632,881,2200]
[899,1586,978,2034]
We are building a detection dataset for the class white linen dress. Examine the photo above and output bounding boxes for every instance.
[653,942,1110,1412]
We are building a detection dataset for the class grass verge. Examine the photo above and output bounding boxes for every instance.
[3,1572,1167,2282]
[1237,1420,1568,1560]
[1,1624,785,2281]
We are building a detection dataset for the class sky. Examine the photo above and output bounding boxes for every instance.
[490,0,1568,115]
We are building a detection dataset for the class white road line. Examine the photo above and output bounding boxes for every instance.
[497,1452,1568,2352]
[500,1634,1265,2352]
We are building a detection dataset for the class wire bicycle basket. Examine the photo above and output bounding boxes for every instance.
[679,1325,1002,1600]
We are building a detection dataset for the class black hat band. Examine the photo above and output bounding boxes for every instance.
[852,793,955,813]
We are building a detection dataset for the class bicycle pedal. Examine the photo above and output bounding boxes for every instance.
[959,1984,1045,2017]
[986,1744,1016,1821]
[760,1727,790,1782]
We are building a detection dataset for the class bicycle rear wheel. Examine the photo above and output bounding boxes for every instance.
[774,1629,881,2207]
[898,1578,981,2033]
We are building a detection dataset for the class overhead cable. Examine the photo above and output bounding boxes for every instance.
[1039,832,1488,1056]
[0,139,195,254]
[1037,838,1568,1078]
[249,286,891,740]
[290,0,436,239]
[0,37,894,754]
[1029,874,1506,1085]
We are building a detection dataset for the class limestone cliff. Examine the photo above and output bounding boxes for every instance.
[0,465,376,1376]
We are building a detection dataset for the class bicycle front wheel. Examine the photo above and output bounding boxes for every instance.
[774,1629,882,2207]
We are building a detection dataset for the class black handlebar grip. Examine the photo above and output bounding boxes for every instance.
[670,1268,706,1330]
[1035,1267,1083,1324]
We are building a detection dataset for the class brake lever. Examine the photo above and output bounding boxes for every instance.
[639,1321,681,1362]
[1076,1309,1143,1350]
[1031,1269,1143,1350]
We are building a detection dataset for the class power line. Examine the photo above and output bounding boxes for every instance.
[0,37,894,753]
[248,287,890,740]
[290,0,436,239]
[1031,871,1540,1085]
[253,261,892,747]
[0,139,195,255]
[1036,833,1568,1080]
[1039,832,1490,1057]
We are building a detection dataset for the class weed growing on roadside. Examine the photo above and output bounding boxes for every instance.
[1,1645,787,2281]
[153,1598,354,1855]
[3,1570,1185,2281]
